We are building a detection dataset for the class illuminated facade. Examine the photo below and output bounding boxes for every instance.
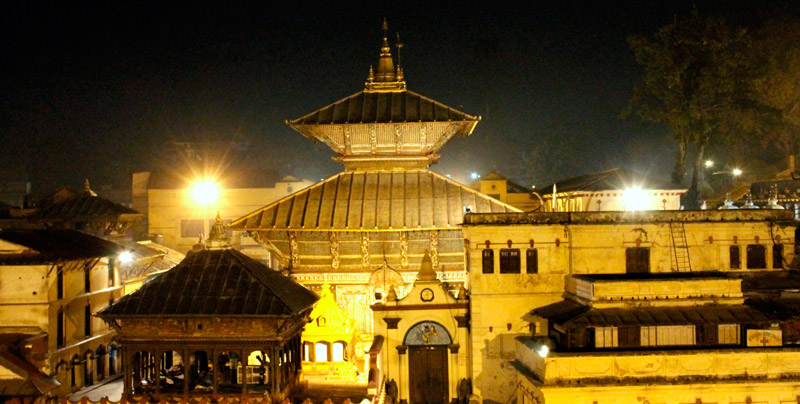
[229,20,518,377]
[461,209,798,403]
[133,170,313,254]
[0,229,125,397]
[538,168,686,212]
[471,170,540,211]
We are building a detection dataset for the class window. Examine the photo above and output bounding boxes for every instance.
[499,249,520,273]
[526,248,538,274]
[594,327,618,348]
[84,265,91,293]
[180,219,204,238]
[57,310,65,348]
[107,261,115,287]
[747,245,766,269]
[718,324,740,345]
[730,245,740,269]
[315,342,329,362]
[84,304,92,338]
[641,326,696,346]
[773,244,784,269]
[697,324,718,346]
[481,250,494,274]
[618,326,640,348]
[57,268,64,299]
[626,247,650,274]
[304,343,311,362]
[332,342,345,362]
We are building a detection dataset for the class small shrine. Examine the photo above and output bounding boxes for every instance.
[301,282,360,381]
[371,251,469,404]
[98,215,318,399]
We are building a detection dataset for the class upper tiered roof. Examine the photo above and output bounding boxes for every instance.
[286,20,480,170]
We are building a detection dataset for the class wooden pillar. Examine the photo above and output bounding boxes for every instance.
[212,349,219,395]
[269,346,278,395]
[123,347,132,397]
[183,349,190,395]
[154,349,161,397]
[241,349,248,397]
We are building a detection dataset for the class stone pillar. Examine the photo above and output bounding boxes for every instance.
[449,345,460,400]
[397,346,407,402]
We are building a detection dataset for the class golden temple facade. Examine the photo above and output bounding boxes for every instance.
[229,21,518,368]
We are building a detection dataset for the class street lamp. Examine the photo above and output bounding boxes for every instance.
[732,168,743,177]
[118,251,133,264]
[191,180,219,205]
[704,160,714,168]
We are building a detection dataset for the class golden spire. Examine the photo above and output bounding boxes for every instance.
[83,179,97,196]
[365,18,406,92]
[207,211,230,248]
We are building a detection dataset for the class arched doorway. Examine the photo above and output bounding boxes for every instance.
[95,345,106,381]
[403,321,452,404]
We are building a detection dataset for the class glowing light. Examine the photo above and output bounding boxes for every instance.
[191,180,219,205]
[623,188,648,211]
[732,168,742,177]
[704,160,714,168]
[535,344,549,358]
[471,172,480,180]
[118,251,133,264]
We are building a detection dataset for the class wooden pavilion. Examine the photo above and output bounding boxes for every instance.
[98,216,318,399]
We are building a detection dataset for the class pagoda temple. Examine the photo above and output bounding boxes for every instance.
[229,21,519,356]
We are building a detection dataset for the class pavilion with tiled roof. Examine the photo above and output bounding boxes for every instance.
[98,216,318,398]
[229,21,519,346]
[34,179,143,237]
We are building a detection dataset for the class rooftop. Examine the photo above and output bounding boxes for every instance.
[463,209,795,225]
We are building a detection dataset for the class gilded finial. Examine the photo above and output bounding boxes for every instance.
[207,211,231,248]
[365,19,406,92]
[83,178,97,196]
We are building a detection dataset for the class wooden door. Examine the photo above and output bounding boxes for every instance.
[409,346,448,404]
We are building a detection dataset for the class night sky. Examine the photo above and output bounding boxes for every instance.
[2,1,797,195]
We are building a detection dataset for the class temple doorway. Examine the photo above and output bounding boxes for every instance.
[404,321,452,404]
[408,345,448,404]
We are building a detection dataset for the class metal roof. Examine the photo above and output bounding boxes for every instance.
[99,248,319,317]
[229,170,520,231]
[287,90,479,126]
[534,301,779,327]
[34,192,140,221]
[0,229,125,264]
[538,168,681,195]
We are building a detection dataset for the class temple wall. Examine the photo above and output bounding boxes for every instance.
[463,218,797,404]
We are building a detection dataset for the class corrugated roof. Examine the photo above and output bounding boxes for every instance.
[534,301,778,327]
[0,229,124,264]
[99,248,318,317]
[229,170,520,231]
[288,90,479,126]
[34,192,140,221]
[538,168,680,195]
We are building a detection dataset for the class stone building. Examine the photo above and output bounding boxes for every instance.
[471,171,540,212]
[461,209,798,403]
[98,217,319,399]
[229,21,518,362]
[518,271,800,404]
[0,229,126,398]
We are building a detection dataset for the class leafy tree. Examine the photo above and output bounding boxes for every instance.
[625,10,755,207]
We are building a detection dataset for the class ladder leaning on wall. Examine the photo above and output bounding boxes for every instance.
[669,221,692,272]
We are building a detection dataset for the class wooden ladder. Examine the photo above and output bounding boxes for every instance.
[669,221,692,272]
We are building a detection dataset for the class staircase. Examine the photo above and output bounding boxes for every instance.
[669,221,692,272]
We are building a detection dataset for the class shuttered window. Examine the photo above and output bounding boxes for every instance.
[773,244,784,269]
[626,247,650,273]
[499,249,520,273]
[730,245,740,269]
[747,245,766,269]
[526,248,538,274]
[482,250,494,274]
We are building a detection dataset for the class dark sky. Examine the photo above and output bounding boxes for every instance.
[2,1,796,194]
